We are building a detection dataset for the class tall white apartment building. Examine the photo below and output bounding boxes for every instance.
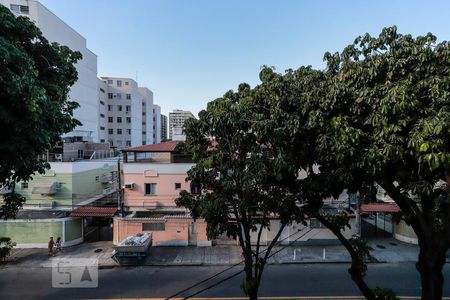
[100,77,154,148]
[139,87,154,146]
[1,0,100,142]
[169,110,195,140]
[152,105,162,144]
[161,114,168,141]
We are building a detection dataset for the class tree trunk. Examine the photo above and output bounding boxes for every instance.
[348,264,376,300]
[243,253,258,300]
[315,214,376,300]
[416,245,446,300]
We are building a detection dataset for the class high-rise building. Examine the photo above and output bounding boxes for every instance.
[169,110,194,140]
[1,0,100,142]
[152,105,162,144]
[160,114,168,141]
[100,77,153,148]
[139,87,154,146]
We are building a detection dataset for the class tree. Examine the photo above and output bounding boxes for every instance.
[0,237,16,262]
[253,66,384,300]
[176,82,304,300]
[309,26,450,299]
[0,5,81,218]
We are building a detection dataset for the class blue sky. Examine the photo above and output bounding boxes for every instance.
[40,0,450,117]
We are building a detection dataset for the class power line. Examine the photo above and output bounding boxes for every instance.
[165,227,312,300]
[181,230,310,300]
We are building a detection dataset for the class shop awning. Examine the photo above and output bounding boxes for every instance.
[70,206,118,217]
[360,203,401,213]
[32,182,57,195]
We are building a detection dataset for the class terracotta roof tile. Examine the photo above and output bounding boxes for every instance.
[70,206,118,217]
[122,141,181,153]
[360,203,401,213]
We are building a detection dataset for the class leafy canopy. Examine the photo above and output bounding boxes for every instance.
[0,5,81,218]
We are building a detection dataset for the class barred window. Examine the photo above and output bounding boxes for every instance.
[142,222,165,231]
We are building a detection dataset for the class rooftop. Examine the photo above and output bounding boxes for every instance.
[122,141,181,153]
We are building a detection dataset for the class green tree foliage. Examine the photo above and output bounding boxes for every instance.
[176,82,304,300]
[0,5,81,218]
[306,26,450,299]
[0,237,16,262]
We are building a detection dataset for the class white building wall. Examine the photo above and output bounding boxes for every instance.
[1,0,100,142]
[138,88,154,145]
[98,79,108,143]
[153,105,162,144]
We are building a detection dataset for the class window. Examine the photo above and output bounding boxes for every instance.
[108,128,113,134]
[144,183,157,195]
[126,94,131,100]
[117,117,122,123]
[108,105,112,111]
[77,149,84,159]
[117,140,123,147]
[100,139,105,143]
[175,183,181,189]
[142,112,146,116]
[116,93,122,100]
[126,117,131,123]
[95,176,99,182]
[142,223,165,231]
[10,4,29,14]
[100,114,105,118]
[142,102,145,106]
[108,93,113,99]
[126,129,131,135]
[108,117,113,123]
[117,129,122,135]
[118,105,122,111]
[126,105,131,112]
[100,126,105,130]
[107,80,113,84]
[126,140,131,147]
[142,122,146,125]
[100,100,105,105]
[117,80,122,87]
[21,182,28,189]
[125,81,129,86]
[142,141,146,145]
[143,131,146,135]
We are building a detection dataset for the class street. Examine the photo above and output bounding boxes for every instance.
[0,263,449,299]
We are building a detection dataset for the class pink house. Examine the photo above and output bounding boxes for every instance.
[114,141,211,246]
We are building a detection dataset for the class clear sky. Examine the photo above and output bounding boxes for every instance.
[40,0,450,117]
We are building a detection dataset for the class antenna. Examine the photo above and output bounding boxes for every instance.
[135,71,138,83]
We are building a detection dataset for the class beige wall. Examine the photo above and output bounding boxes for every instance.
[114,218,210,246]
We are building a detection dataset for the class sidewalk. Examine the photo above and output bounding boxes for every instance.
[2,238,427,269]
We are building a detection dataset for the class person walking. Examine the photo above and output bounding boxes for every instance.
[55,237,62,253]
[48,237,54,256]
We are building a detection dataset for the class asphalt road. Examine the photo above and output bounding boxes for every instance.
[0,263,449,299]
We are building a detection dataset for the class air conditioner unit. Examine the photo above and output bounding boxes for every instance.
[55,154,63,161]
[124,183,135,189]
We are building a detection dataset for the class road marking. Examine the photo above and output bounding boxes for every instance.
[88,297,450,300]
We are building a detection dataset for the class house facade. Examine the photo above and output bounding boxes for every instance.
[114,141,210,246]
[0,141,119,248]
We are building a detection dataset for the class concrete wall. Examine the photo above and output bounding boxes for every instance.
[123,163,192,209]
[248,218,356,246]
[0,217,83,248]
[11,161,116,209]
[113,217,210,247]
[394,219,418,244]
